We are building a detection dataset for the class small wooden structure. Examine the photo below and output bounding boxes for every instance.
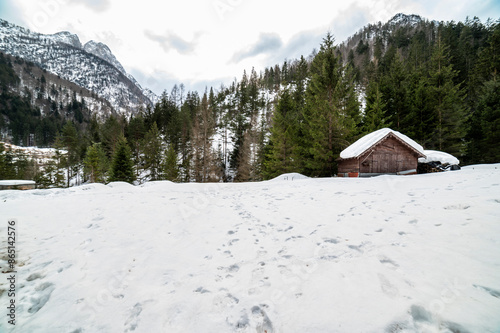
[0,180,37,190]
[337,128,425,177]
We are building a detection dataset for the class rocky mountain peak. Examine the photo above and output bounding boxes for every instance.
[83,40,127,75]
[0,18,157,116]
[388,13,423,26]
[49,31,82,49]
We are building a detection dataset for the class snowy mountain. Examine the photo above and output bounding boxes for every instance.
[81,39,158,105]
[0,18,157,115]
[1,165,499,331]
[1,50,116,122]
[337,13,432,64]
[388,13,425,27]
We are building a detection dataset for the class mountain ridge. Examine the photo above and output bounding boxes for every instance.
[0,18,157,116]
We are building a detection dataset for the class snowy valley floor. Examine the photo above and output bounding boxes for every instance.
[1,165,500,332]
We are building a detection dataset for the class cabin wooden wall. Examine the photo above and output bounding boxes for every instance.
[338,158,359,174]
[0,184,36,190]
[338,135,419,175]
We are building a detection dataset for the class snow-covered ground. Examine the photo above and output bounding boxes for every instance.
[1,165,500,332]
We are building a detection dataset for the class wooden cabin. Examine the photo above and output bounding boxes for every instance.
[337,128,426,177]
[0,180,36,190]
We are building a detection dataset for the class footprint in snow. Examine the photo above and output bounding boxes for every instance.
[473,284,500,298]
[26,272,44,281]
[444,204,471,210]
[213,292,239,311]
[323,238,340,244]
[194,287,210,294]
[28,282,55,313]
[378,274,398,298]
[385,305,471,333]
[252,305,274,333]
[228,239,239,246]
[378,256,399,268]
[347,244,363,252]
[218,264,240,273]
[124,303,143,332]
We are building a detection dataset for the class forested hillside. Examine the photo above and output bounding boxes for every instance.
[0,51,114,146]
[0,18,155,113]
[1,14,499,186]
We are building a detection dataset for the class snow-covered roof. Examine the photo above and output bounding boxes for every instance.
[340,128,424,159]
[0,180,36,186]
[418,150,459,165]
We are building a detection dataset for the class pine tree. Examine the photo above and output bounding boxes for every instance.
[88,115,101,144]
[60,121,79,187]
[362,81,390,133]
[163,144,179,182]
[230,74,251,177]
[292,56,310,174]
[191,91,215,182]
[303,33,360,177]
[379,50,410,130]
[191,111,203,182]
[264,88,301,179]
[83,142,108,183]
[466,22,500,163]
[468,80,500,163]
[427,36,467,156]
[178,91,198,182]
[405,69,434,147]
[126,114,146,177]
[141,122,163,181]
[101,115,124,157]
[109,137,135,184]
[234,131,251,182]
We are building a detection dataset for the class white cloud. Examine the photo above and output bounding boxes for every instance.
[2,0,500,95]
[144,30,200,55]
[231,33,283,63]
[68,0,111,12]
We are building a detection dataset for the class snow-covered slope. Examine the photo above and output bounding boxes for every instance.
[1,165,499,332]
[0,18,156,115]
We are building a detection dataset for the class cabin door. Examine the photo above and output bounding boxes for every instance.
[373,153,391,173]
[396,155,403,172]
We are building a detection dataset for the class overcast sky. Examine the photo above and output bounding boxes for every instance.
[1,0,499,95]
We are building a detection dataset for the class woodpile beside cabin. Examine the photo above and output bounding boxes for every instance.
[337,128,425,177]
